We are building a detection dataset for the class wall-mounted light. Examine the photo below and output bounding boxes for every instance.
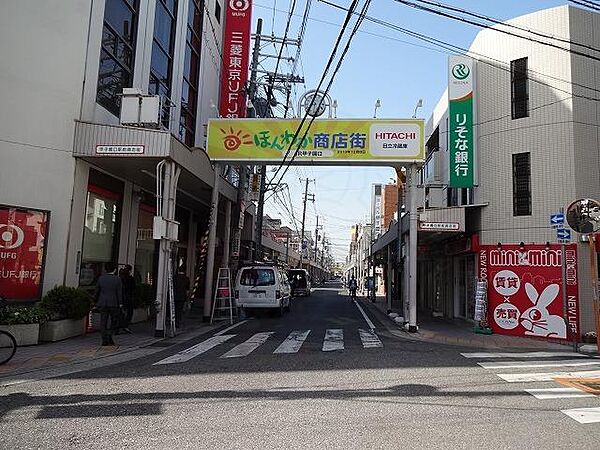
[519,241,525,251]
[497,242,502,250]
[545,241,551,250]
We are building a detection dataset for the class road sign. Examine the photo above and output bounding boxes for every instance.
[556,228,571,241]
[550,213,564,228]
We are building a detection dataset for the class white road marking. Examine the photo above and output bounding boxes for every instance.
[478,359,600,370]
[561,407,600,424]
[153,335,236,365]
[220,332,274,358]
[273,330,311,354]
[497,369,600,383]
[461,352,588,359]
[525,387,595,399]
[353,301,376,330]
[214,320,248,336]
[359,328,383,348]
[322,329,344,352]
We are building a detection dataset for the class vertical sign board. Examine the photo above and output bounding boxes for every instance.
[371,184,382,238]
[219,0,253,118]
[0,205,49,301]
[478,244,579,341]
[448,55,475,188]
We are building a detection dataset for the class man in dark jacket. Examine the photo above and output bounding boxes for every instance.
[94,262,123,346]
[174,265,190,328]
[119,264,135,334]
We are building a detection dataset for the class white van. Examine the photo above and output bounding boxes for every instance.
[235,265,291,315]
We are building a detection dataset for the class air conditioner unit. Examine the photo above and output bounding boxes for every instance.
[120,88,160,127]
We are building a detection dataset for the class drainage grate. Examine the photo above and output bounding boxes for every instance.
[555,378,600,395]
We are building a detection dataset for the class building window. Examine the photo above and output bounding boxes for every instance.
[97,0,139,116]
[511,57,528,119]
[215,1,221,23]
[512,152,531,216]
[149,0,178,128]
[179,0,204,146]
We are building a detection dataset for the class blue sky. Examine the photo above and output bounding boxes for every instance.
[257,0,571,260]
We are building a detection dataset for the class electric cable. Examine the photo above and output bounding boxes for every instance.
[569,0,600,12]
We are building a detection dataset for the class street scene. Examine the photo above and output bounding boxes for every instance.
[2,0,600,448]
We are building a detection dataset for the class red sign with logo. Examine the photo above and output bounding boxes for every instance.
[219,0,252,118]
[0,206,49,300]
[478,244,579,341]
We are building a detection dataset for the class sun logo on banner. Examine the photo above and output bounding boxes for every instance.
[220,127,252,152]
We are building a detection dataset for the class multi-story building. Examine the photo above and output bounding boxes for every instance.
[0,1,246,330]
[403,5,599,341]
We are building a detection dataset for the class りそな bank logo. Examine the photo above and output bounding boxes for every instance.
[452,63,470,80]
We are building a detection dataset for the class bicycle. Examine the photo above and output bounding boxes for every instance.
[0,297,17,365]
[349,288,357,303]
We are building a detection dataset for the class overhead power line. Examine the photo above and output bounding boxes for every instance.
[393,0,600,64]
[266,0,364,190]
[269,0,372,191]
[569,0,600,12]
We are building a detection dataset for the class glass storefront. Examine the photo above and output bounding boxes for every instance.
[79,184,122,288]
[135,202,157,286]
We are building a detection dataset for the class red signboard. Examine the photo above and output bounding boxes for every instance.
[219,0,253,118]
[0,206,49,300]
[478,244,579,341]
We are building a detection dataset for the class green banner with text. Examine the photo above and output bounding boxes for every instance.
[448,95,474,187]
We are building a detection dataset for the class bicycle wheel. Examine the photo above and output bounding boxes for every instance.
[0,330,17,365]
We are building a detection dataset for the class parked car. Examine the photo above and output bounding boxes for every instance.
[287,269,311,297]
[235,265,291,316]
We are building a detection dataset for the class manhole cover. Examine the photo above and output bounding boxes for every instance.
[555,377,600,395]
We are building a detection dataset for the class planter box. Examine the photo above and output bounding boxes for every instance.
[0,323,40,346]
[39,318,86,342]
[130,308,149,324]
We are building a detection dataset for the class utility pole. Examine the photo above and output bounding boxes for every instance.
[299,178,314,268]
[314,215,321,263]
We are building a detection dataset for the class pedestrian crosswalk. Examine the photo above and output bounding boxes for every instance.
[154,328,383,365]
[460,351,600,424]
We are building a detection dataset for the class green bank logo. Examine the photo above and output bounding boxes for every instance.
[452,63,470,80]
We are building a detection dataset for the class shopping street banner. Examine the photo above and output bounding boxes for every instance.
[478,244,579,341]
[0,206,49,301]
[206,118,425,164]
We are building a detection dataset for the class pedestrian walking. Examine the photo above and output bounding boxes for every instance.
[94,262,123,346]
[174,265,190,328]
[119,264,135,334]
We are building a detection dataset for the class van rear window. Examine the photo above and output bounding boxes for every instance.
[240,268,275,286]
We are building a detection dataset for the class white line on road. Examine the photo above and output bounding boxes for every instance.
[273,330,311,354]
[461,352,588,359]
[153,335,236,365]
[561,407,600,424]
[525,387,595,399]
[214,319,249,336]
[478,359,600,370]
[359,329,383,348]
[322,329,344,352]
[497,369,600,383]
[353,301,376,330]
[220,332,274,358]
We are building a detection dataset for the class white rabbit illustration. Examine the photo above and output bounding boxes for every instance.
[520,283,566,338]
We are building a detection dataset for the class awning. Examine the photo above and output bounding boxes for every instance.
[73,121,238,210]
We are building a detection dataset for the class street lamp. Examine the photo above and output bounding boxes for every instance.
[332,99,338,118]
[412,98,423,118]
[373,99,381,118]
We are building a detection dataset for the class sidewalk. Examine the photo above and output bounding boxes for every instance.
[0,317,217,383]
[363,294,576,351]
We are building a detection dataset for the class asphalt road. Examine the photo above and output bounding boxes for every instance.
[2,281,600,449]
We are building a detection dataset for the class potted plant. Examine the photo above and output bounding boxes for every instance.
[38,286,92,342]
[131,283,154,323]
[0,304,48,346]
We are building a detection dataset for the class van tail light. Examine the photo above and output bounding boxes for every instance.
[235,290,239,299]
[276,290,281,299]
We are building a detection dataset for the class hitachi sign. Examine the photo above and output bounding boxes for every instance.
[374,132,416,140]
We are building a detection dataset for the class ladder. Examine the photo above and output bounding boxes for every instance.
[210,268,236,325]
